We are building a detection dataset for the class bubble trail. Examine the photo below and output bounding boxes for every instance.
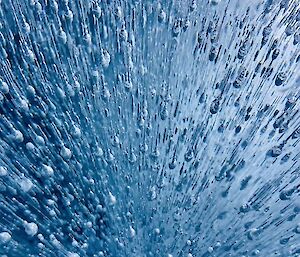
[0,0,300,256]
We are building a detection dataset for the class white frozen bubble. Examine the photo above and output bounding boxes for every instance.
[0,166,7,176]
[24,222,38,236]
[72,126,81,138]
[101,50,111,68]
[109,192,117,205]
[0,232,11,244]
[26,142,35,151]
[0,80,9,94]
[129,226,136,237]
[60,146,72,160]
[42,164,54,176]
[14,130,24,143]
[19,177,33,192]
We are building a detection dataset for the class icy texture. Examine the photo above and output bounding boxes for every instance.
[0,0,300,256]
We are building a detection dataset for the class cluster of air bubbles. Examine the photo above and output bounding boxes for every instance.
[0,0,299,256]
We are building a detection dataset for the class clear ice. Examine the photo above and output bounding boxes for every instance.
[0,0,300,256]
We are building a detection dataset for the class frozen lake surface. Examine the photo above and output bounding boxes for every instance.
[0,0,300,256]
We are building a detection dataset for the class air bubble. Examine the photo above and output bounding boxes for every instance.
[184,149,194,162]
[19,177,34,192]
[60,146,72,160]
[158,9,166,23]
[24,221,38,236]
[58,28,67,44]
[109,192,117,205]
[0,232,11,244]
[0,80,9,94]
[101,50,111,68]
[210,98,220,114]
[275,72,287,86]
[172,20,182,37]
[0,166,7,176]
[13,130,24,143]
[42,164,54,176]
[268,146,282,157]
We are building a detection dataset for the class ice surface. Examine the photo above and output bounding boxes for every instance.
[0,0,299,256]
